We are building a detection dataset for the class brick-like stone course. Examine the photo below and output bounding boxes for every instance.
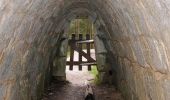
[0,0,170,100]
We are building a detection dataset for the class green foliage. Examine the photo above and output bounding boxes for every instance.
[69,19,93,35]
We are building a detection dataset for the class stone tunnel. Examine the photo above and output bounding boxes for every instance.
[0,0,170,100]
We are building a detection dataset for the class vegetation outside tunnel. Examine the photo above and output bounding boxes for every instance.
[89,65,101,85]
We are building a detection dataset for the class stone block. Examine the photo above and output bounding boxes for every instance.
[133,65,147,100]
[148,39,168,73]
[96,54,107,72]
[94,36,107,54]
[117,42,126,57]
[131,39,147,67]
[53,57,66,77]
[58,38,68,57]
[162,79,170,100]
[98,72,106,83]
[124,41,136,62]
[143,69,161,100]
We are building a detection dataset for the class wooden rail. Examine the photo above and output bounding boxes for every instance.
[67,34,96,71]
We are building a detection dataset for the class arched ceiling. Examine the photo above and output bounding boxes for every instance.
[1,0,170,100]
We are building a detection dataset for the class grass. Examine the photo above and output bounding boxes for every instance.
[90,65,98,76]
[89,65,101,85]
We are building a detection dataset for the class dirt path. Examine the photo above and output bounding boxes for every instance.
[42,65,123,100]
[42,82,123,100]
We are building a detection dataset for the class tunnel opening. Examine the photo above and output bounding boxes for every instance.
[41,16,122,99]
[65,18,99,85]
[43,17,122,100]
[51,18,100,84]
[51,17,117,86]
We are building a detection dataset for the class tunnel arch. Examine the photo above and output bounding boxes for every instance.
[0,0,170,100]
[51,4,115,85]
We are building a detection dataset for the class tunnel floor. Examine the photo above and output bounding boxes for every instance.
[42,66,123,100]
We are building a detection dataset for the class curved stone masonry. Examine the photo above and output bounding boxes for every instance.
[0,0,170,100]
